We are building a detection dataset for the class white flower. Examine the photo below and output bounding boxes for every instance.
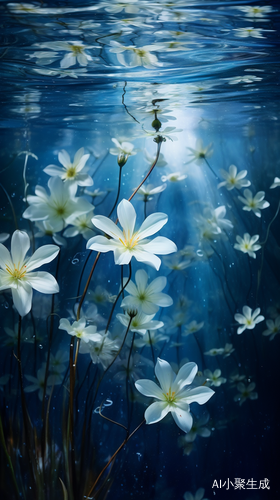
[182,320,204,336]
[204,369,227,387]
[218,165,251,190]
[24,365,52,401]
[103,0,140,14]
[236,6,273,18]
[79,331,120,369]
[163,253,191,271]
[262,316,280,341]
[234,233,261,258]
[120,269,172,315]
[86,199,177,270]
[186,139,213,165]
[137,183,166,201]
[34,221,67,246]
[23,177,93,232]
[140,126,182,141]
[109,138,137,157]
[234,382,258,405]
[238,189,270,217]
[30,41,97,68]
[196,205,233,237]
[270,177,280,189]
[234,305,265,334]
[135,358,214,433]
[233,27,271,38]
[117,310,164,335]
[134,331,169,348]
[59,317,103,345]
[44,148,93,187]
[109,41,163,69]
[63,211,95,240]
[204,348,224,356]
[226,75,262,85]
[0,230,59,317]
[33,67,88,79]
[223,343,235,357]
[161,172,187,183]
[3,323,34,347]
[109,138,137,166]
[183,487,209,500]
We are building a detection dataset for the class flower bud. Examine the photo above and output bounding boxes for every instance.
[151,118,162,132]
[117,153,128,167]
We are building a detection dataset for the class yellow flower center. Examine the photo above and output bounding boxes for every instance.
[6,263,27,280]
[164,388,176,403]
[119,230,140,250]
[71,45,84,55]
[135,49,147,57]
[66,166,77,178]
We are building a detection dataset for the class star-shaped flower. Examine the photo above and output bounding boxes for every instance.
[120,269,173,315]
[86,199,177,270]
[0,230,59,317]
[234,233,261,258]
[238,189,270,217]
[135,358,214,433]
[218,165,251,190]
[234,305,264,334]
[44,148,93,187]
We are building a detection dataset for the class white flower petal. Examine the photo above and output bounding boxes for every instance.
[155,358,176,393]
[25,272,59,294]
[135,379,164,399]
[135,269,148,293]
[12,282,33,317]
[43,165,64,177]
[132,249,161,270]
[174,362,197,391]
[143,237,177,255]
[171,404,193,433]
[117,199,136,236]
[0,244,13,270]
[180,386,214,404]
[87,235,119,253]
[91,215,124,240]
[11,230,30,266]
[26,244,59,271]
[138,212,168,240]
[144,401,170,424]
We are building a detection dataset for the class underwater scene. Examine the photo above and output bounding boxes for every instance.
[0,1,279,499]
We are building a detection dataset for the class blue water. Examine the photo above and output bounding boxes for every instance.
[0,1,279,499]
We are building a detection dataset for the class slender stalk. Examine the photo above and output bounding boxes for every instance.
[122,81,141,124]
[85,419,145,499]
[108,165,123,217]
[105,262,132,333]
[204,158,219,180]
[127,140,163,204]
[16,315,37,497]
[0,415,20,498]
[126,332,136,430]
[148,331,156,365]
